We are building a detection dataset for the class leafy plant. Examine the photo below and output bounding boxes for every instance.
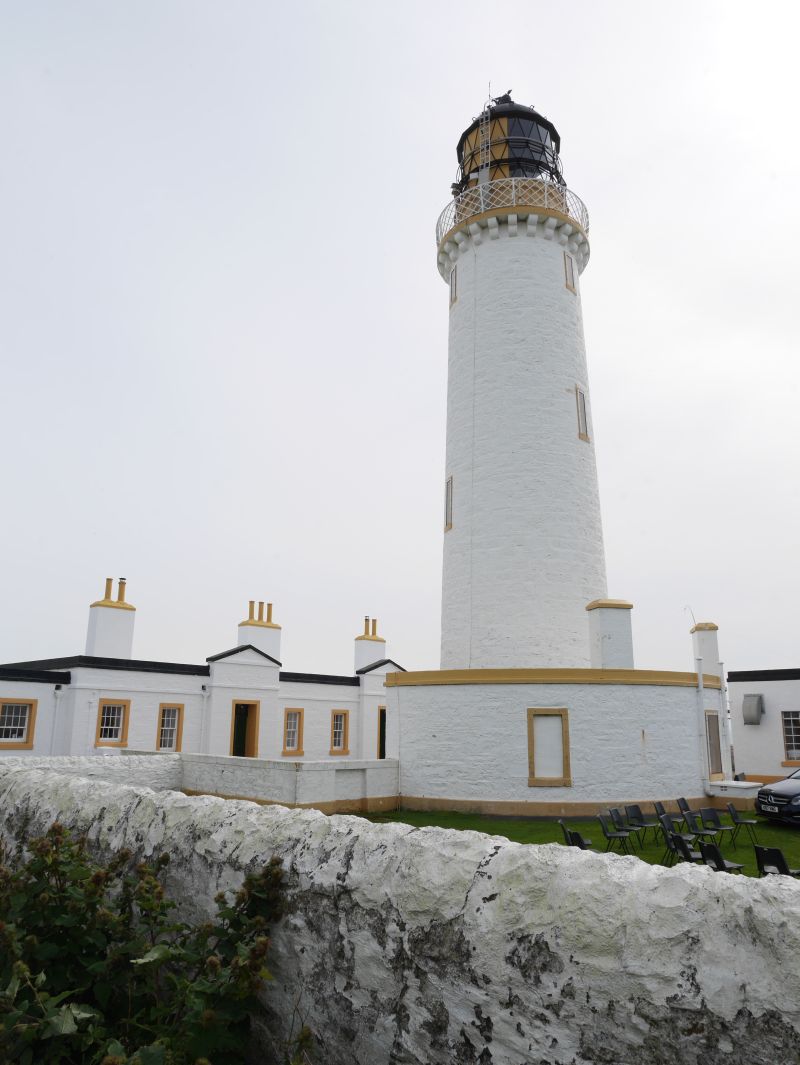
[0,822,312,1064]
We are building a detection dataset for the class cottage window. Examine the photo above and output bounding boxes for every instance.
[527,707,571,787]
[283,709,304,756]
[330,710,350,755]
[96,700,130,747]
[0,700,36,749]
[782,711,800,761]
[157,704,183,751]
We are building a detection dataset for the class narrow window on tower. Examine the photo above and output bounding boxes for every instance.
[564,251,576,293]
[575,387,589,442]
[449,265,458,306]
[444,475,453,531]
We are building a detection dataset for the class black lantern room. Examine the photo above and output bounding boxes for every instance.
[453,94,564,195]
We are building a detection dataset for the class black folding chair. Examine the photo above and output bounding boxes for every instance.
[659,822,683,866]
[569,830,593,851]
[625,804,659,844]
[610,807,643,850]
[699,841,743,873]
[754,845,800,878]
[597,813,632,854]
[653,800,668,820]
[557,819,573,846]
[658,812,695,847]
[672,834,703,864]
[684,810,719,844]
[699,808,736,849]
[676,797,692,827]
[726,802,759,847]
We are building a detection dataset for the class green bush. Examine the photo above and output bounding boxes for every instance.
[0,822,311,1065]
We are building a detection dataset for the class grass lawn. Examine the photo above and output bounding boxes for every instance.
[366,808,800,878]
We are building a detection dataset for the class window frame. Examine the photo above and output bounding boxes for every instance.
[564,250,576,293]
[526,707,571,787]
[95,699,131,748]
[781,710,800,765]
[282,708,304,757]
[0,699,38,750]
[156,703,184,752]
[449,264,458,306]
[329,709,350,756]
[575,386,589,442]
[444,475,453,532]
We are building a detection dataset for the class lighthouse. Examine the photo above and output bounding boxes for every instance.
[437,95,608,669]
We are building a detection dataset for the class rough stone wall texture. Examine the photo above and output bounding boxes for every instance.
[441,220,607,670]
[1,759,799,1065]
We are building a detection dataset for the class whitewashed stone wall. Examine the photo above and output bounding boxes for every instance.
[0,758,799,1065]
[441,217,607,670]
[392,681,723,804]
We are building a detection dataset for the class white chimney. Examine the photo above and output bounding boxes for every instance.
[586,599,634,669]
[237,600,281,661]
[691,622,722,679]
[355,616,387,672]
[85,577,136,659]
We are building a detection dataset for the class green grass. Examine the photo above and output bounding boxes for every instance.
[365,809,800,878]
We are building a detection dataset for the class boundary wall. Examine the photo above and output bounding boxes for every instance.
[1,756,799,1065]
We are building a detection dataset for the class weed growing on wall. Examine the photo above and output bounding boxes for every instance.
[0,822,312,1064]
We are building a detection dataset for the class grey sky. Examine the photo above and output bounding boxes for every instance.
[1,1,798,675]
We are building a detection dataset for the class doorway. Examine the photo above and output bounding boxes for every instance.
[231,701,259,758]
[377,706,386,759]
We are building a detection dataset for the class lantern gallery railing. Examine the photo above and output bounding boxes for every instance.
[436,177,589,246]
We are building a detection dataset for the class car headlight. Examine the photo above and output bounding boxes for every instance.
[789,796,800,806]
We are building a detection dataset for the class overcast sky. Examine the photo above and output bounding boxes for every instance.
[1,1,798,675]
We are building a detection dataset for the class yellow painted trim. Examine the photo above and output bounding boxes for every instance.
[385,668,722,689]
[781,761,800,767]
[329,709,350,756]
[398,795,726,816]
[0,699,38,750]
[282,707,304,757]
[691,622,719,633]
[527,707,571,788]
[438,205,587,256]
[229,700,260,758]
[89,599,136,612]
[95,699,131,748]
[585,599,634,611]
[239,619,282,629]
[156,703,184,752]
[355,635,386,642]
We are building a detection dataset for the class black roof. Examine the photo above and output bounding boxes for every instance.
[0,655,210,677]
[728,668,800,683]
[355,658,406,675]
[0,667,71,685]
[206,645,281,667]
[279,671,360,687]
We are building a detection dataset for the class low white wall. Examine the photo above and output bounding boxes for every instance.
[178,752,399,809]
[2,753,183,790]
[0,760,799,1065]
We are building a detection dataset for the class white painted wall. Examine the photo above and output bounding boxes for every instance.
[588,604,634,668]
[441,214,607,669]
[0,681,60,756]
[85,604,135,658]
[729,677,800,779]
[391,680,724,803]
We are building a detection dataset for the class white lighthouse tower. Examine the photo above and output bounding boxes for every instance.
[438,95,608,669]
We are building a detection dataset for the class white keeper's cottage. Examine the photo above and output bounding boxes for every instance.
[0,95,755,814]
